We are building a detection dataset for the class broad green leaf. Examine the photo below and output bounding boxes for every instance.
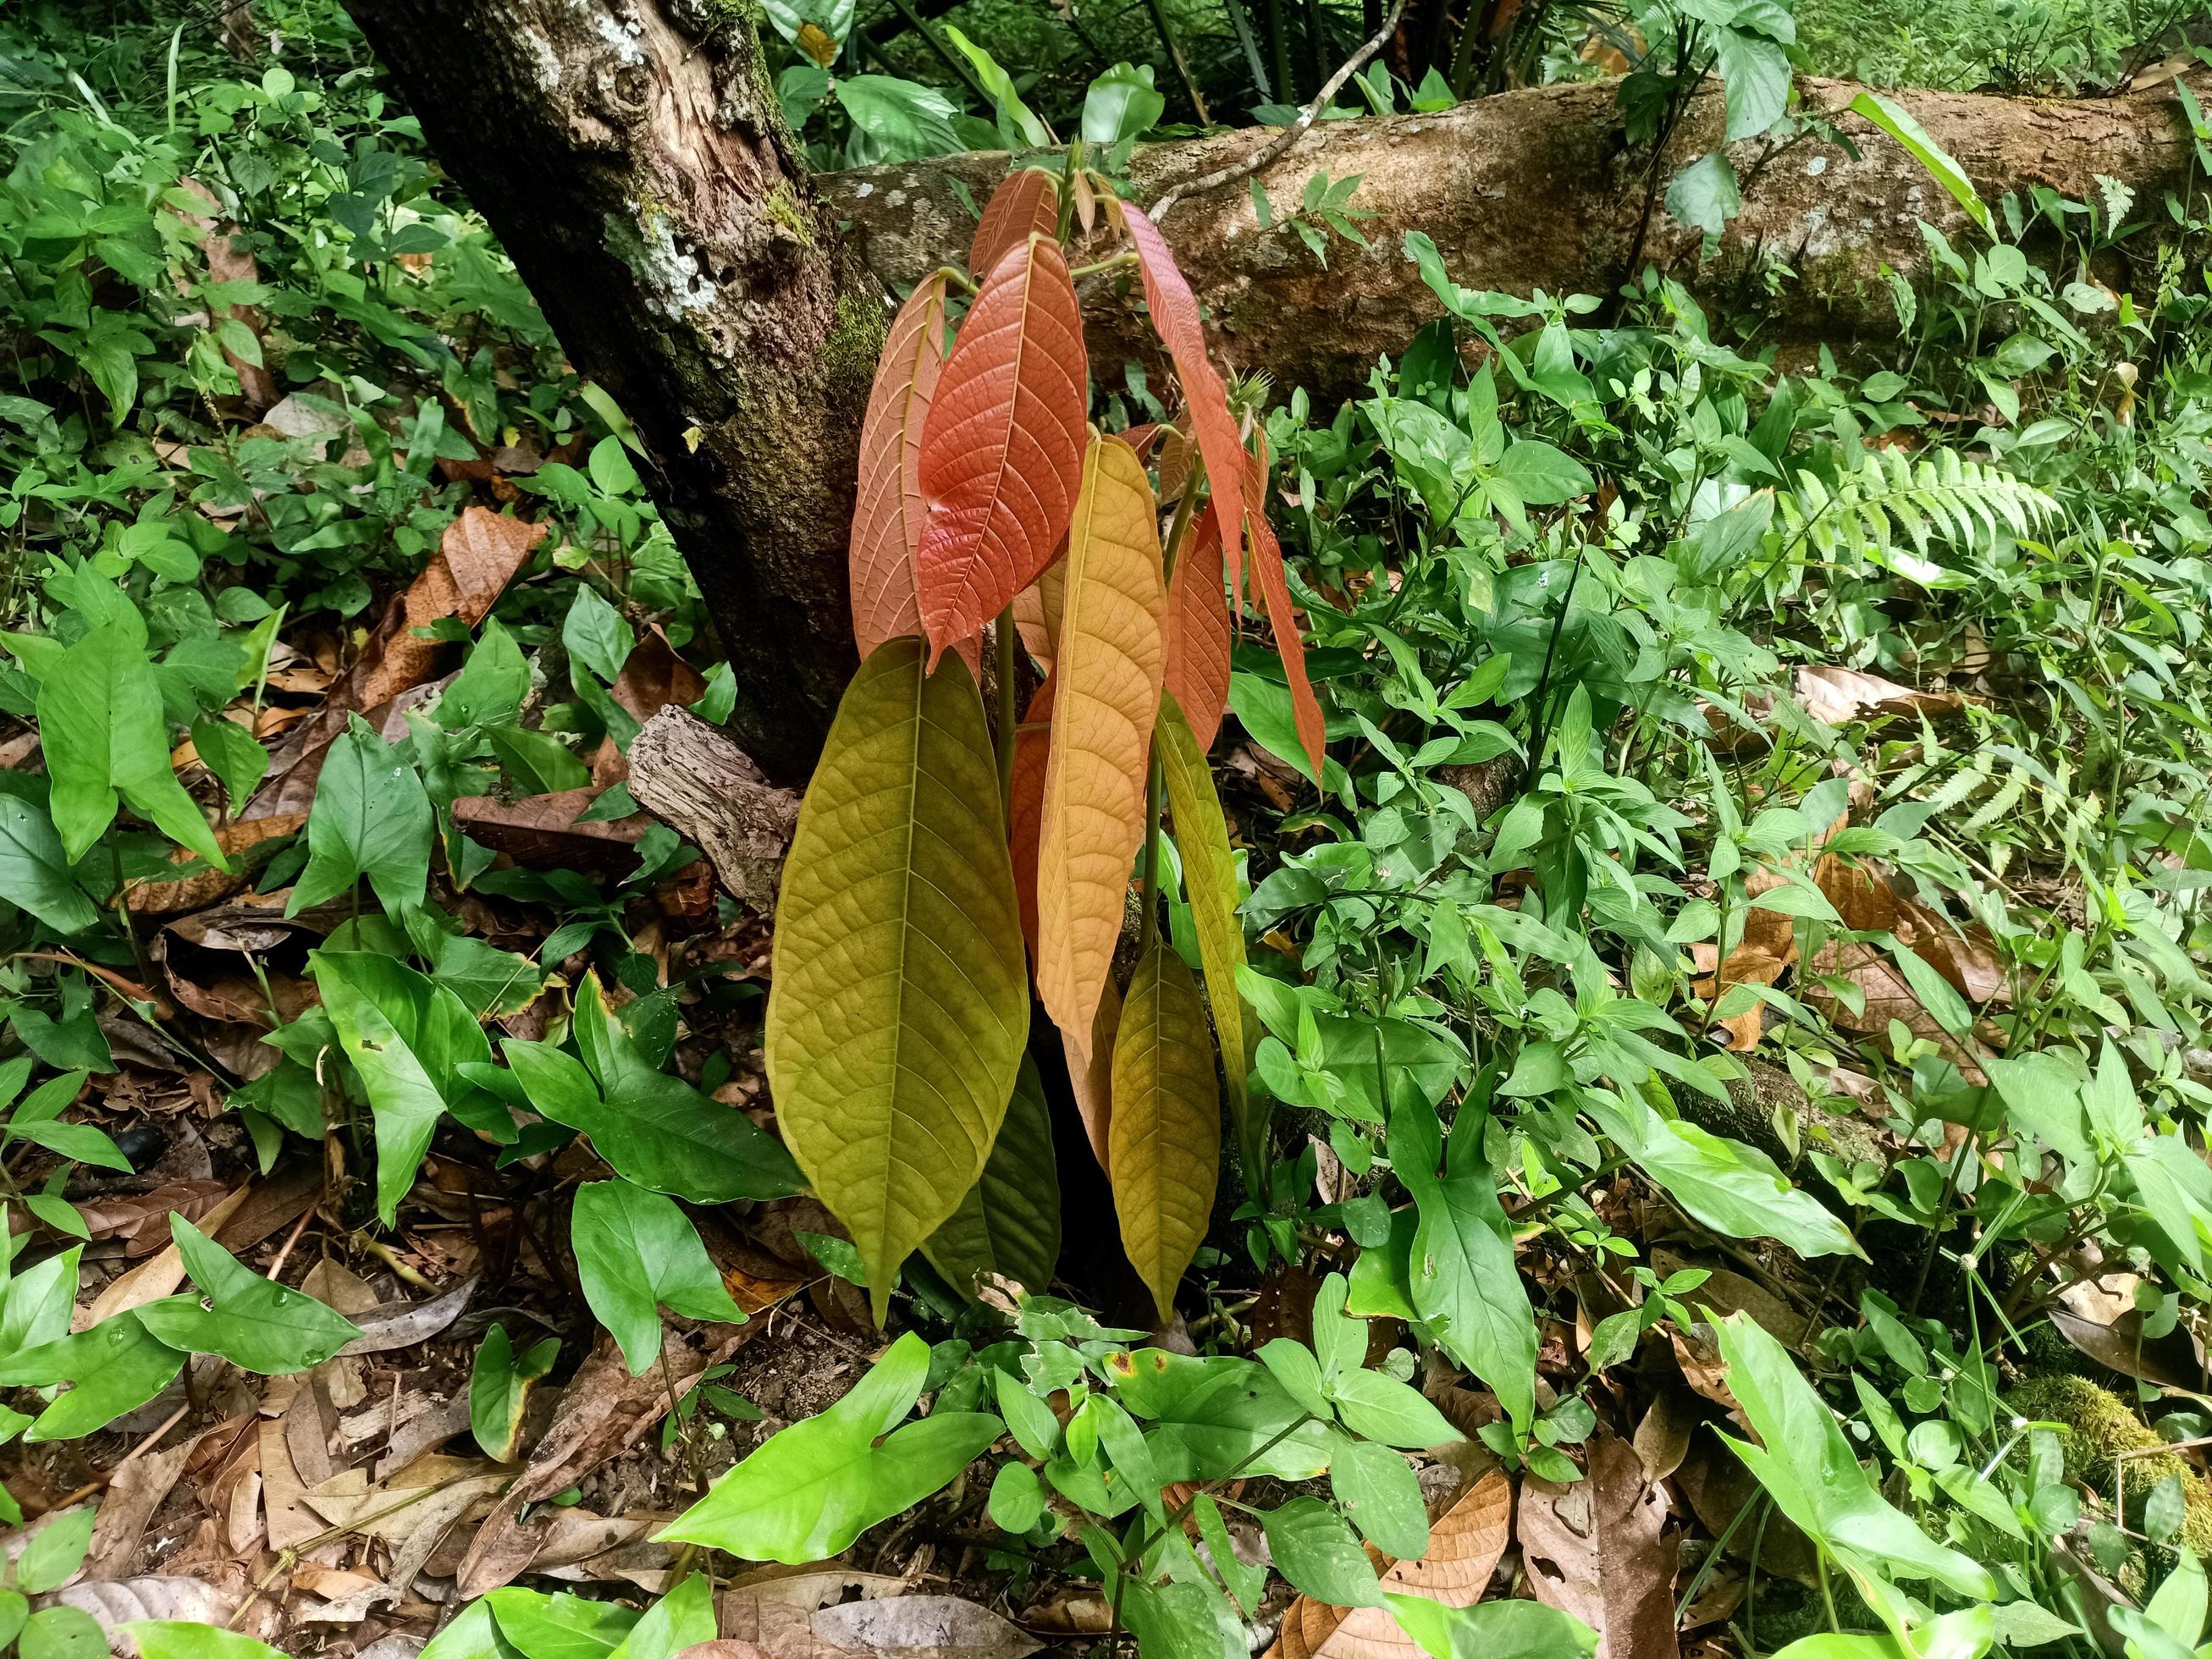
[1666,151,1740,238]
[989,1462,1045,1531]
[17,1507,93,1593]
[126,1627,290,1659]
[607,1574,715,1659]
[941,24,1053,146]
[288,723,432,917]
[1716,1312,1995,1638]
[1714,27,1790,139]
[0,796,100,933]
[1158,694,1260,1194]
[1121,1578,1245,1659]
[1847,91,1993,234]
[835,76,964,163]
[924,1055,1062,1298]
[1328,1368,1462,1449]
[659,1331,1002,1562]
[1331,1435,1429,1558]
[562,587,635,686]
[1080,62,1164,145]
[7,1071,128,1171]
[1262,1496,1383,1607]
[20,1607,106,1659]
[1037,435,1167,1055]
[38,618,224,868]
[515,973,801,1204]
[1769,1606,1995,1659]
[766,641,1029,1322]
[1105,1351,1332,1481]
[572,1178,747,1375]
[1109,940,1221,1324]
[1583,1088,1861,1259]
[312,951,488,1225]
[418,1598,518,1659]
[1385,1596,1598,1659]
[189,716,268,814]
[133,1216,359,1374]
[1387,1094,1536,1436]
[470,1324,560,1461]
[440,619,529,730]
[485,1590,637,1659]
[0,1311,183,1441]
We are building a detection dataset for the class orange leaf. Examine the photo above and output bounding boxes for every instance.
[916,234,1089,664]
[1067,970,1120,1176]
[1011,549,1066,673]
[1036,434,1167,1055]
[970,168,1059,279]
[1244,449,1327,784]
[1117,200,1247,592]
[849,274,948,659]
[1008,674,1054,958]
[1165,505,1232,752]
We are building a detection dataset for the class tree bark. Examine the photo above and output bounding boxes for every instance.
[825,74,2203,401]
[346,0,882,784]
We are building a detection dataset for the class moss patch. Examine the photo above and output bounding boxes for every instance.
[2007,1374,2212,1557]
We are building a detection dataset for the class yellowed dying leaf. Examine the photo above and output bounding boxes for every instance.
[1109,939,1219,1323]
[1156,693,1260,1191]
[765,639,1031,1323]
[1036,434,1167,1055]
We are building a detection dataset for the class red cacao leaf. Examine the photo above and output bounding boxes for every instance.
[970,168,1059,279]
[1011,548,1067,673]
[916,234,1089,664]
[1244,449,1327,784]
[849,273,948,658]
[1116,200,1247,592]
[1008,674,1054,961]
[1165,505,1232,752]
[1121,423,1164,464]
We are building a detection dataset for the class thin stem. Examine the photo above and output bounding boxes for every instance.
[1138,0,1211,124]
[1817,1551,1841,1633]
[995,604,1019,827]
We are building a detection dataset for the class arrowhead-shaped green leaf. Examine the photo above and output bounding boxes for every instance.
[767,639,1029,1323]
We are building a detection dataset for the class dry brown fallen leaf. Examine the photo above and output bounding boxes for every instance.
[334,1275,480,1358]
[1516,1433,1676,1659]
[85,1441,197,1579]
[719,1565,913,1659]
[251,505,548,813]
[813,1594,1042,1659]
[83,1186,251,1327]
[46,1573,240,1635]
[1271,1467,1513,1659]
[173,178,277,412]
[1794,664,1961,726]
[124,814,306,918]
[452,787,646,876]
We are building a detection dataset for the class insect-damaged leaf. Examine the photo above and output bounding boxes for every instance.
[1115,201,1249,591]
[850,273,948,659]
[1164,505,1233,752]
[1037,435,1167,1056]
[924,1055,1062,1298]
[767,639,1030,1323]
[1110,939,1219,1323]
[1156,694,1257,1193]
[915,234,1088,662]
[970,168,1059,281]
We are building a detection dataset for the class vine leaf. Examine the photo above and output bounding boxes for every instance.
[766,639,1031,1323]
[1036,434,1167,1056]
[1110,939,1220,1322]
[970,168,1060,279]
[916,234,1088,663]
[1157,693,1258,1193]
[849,273,948,659]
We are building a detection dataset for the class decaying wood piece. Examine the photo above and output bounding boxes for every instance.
[628,706,801,913]
[827,74,2203,400]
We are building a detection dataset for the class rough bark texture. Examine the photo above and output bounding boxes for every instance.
[825,74,2203,400]
[627,704,800,912]
[347,0,884,783]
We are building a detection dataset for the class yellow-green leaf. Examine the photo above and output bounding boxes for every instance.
[1156,692,1263,1199]
[924,1055,1061,1298]
[766,638,1030,1323]
[1037,434,1167,1058]
[1110,939,1220,1322]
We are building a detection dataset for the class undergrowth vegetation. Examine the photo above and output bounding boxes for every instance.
[4,3,2212,1659]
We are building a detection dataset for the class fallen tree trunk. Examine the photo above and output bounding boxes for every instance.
[826,74,2202,399]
